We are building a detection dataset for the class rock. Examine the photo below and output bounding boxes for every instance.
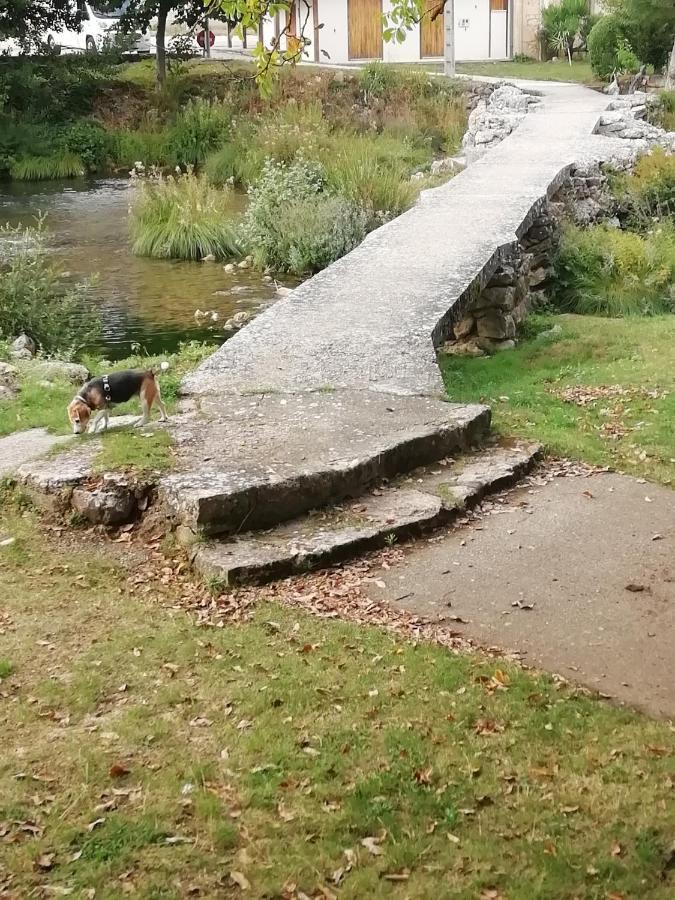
[536,324,563,341]
[604,77,620,96]
[411,171,425,182]
[440,340,485,357]
[476,337,516,353]
[202,253,216,262]
[262,275,274,283]
[10,334,36,358]
[71,476,139,526]
[430,156,465,176]
[224,311,253,334]
[473,286,516,311]
[238,259,251,270]
[528,266,551,290]
[476,310,516,340]
[453,317,475,340]
[223,263,236,274]
[38,380,54,389]
[573,198,604,226]
[23,360,90,385]
[488,266,517,288]
[489,84,531,113]
[0,362,19,397]
[606,217,621,229]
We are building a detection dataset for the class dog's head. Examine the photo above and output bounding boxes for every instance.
[67,397,91,434]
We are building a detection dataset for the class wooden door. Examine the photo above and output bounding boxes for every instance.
[420,0,444,58]
[348,0,382,60]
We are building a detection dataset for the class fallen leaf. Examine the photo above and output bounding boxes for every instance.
[109,763,130,779]
[229,870,250,890]
[87,818,105,832]
[611,842,623,857]
[277,802,296,822]
[625,583,646,593]
[35,852,55,870]
[414,767,433,785]
[361,836,383,856]
[382,870,410,881]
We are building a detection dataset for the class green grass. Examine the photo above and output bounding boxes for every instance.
[0,341,212,439]
[0,509,673,898]
[0,659,14,678]
[457,59,597,84]
[440,314,675,485]
[9,152,85,181]
[93,428,174,474]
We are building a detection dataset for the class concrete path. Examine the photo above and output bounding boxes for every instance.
[0,429,71,478]
[184,81,629,399]
[367,473,675,718]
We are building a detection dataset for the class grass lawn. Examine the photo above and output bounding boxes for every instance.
[0,507,674,899]
[440,315,675,486]
[456,59,598,84]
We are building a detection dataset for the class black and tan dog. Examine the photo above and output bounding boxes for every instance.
[67,369,168,435]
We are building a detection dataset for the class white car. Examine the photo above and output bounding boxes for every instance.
[47,2,152,56]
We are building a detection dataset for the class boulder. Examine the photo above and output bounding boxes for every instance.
[453,316,475,340]
[24,360,90,385]
[9,334,36,359]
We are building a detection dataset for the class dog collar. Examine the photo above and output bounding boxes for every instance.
[75,394,92,409]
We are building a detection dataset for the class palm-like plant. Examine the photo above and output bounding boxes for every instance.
[541,0,590,66]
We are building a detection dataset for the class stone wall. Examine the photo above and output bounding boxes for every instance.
[442,205,560,356]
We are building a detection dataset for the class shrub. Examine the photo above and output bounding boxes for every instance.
[167,99,231,166]
[64,120,109,172]
[242,157,367,274]
[0,222,100,356]
[612,148,675,225]
[10,153,85,181]
[588,14,624,77]
[609,0,675,69]
[552,223,675,316]
[541,0,591,63]
[129,165,242,261]
[615,38,641,74]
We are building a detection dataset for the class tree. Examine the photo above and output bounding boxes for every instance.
[606,0,675,69]
[0,1,79,50]
[119,1,217,89]
[540,0,591,66]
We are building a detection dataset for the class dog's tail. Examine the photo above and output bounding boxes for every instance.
[148,361,171,378]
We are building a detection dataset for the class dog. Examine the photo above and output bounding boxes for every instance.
[67,369,168,435]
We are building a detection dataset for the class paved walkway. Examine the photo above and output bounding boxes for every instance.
[0,429,70,478]
[368,473,675,719]
[183,81,630,399]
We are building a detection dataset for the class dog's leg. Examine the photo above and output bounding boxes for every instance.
[103,410,110,432]
[91,410,104,433]
[135,394,151,428]
[156,384,169,422]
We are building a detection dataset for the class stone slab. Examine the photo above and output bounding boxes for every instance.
[161,394,491,535]
[367,473,675,719]
[193,442,540,585]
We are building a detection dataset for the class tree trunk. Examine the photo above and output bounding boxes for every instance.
[155,3,169,91]
[665,36,675,92]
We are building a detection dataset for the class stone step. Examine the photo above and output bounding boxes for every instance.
[192,441,541,586]
[161,396,491,538]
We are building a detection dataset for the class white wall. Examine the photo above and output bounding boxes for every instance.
[382,0,420,63]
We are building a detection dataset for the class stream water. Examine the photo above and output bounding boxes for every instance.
[0,178,280,359]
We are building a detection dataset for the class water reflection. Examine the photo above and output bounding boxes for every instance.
[0,178,279,359]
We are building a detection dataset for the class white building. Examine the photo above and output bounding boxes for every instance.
[255,0,604,66]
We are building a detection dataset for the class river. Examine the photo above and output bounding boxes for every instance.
[0,177,279,359]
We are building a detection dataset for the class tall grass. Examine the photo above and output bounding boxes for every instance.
[611,148,675,226]
[553,223,675,316]
[129,166,242,261]
[108,129,172,169]
[167,98,232,167]
[10,153,85,181]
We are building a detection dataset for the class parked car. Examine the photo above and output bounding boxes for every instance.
[47,2,152,56]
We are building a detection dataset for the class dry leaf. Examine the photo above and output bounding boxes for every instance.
[229,871,250,890]
[87,818,105,832]
[277,802,296,822]
[35,852,55,870]
[109,763,130,779]
[360,836,383,856]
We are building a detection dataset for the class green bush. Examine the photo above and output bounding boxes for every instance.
[611,0,675,69]
[552,223,675,316]
[588,14,624,77]
[10,153,85,181]
[64,120,109,172]
[0,55,113,123]
[0,222,100,356]
[167,99,232,166]
[612,149,675,225]
[129,166,242,261]
[615,38,641,74]
[243,157,367,275]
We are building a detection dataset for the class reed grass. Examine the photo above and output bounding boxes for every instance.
[129,167,242,261]
[9,152,85,181]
